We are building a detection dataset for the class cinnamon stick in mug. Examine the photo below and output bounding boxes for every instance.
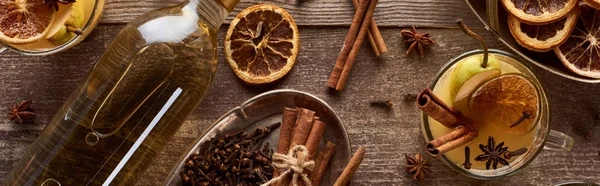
[417,88,462,128]
[427,127,478,156]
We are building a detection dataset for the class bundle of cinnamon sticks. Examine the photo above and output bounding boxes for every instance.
[274,107,366,186]
[274,107,333,186]
[416,89,478,156]
[327,0,387,91]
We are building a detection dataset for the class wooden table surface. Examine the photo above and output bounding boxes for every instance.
[1,0,600,185]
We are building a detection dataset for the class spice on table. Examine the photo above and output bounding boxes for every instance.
[334,146,366,186]
[8,100,36,124]
[405,153,430,182]
[401,26,435,58]
[180,122,280,186]
[327,0,380,91]
[463,146,472,169]
[475,136,509,170]
[351,0,387,56]
[403,93,417,102]
[504,147,528,159]
[370,100,393,109]
[310,142,336,186]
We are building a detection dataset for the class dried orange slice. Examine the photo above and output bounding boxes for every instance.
[224,4,299,84]
[501,0,577,24]
[469,74,539,135]
[0,0,55,44]
[508,8,577,52]
[554,3,600,78]
[584,0,600,9]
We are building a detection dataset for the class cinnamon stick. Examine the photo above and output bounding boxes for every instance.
[273,107,298,181]
[335,0,379,91]
[305,120,326,157]
[310,142,336,186]
[277,107,298,154]
[417,88,463,128]
[280,108,315,186]
[327,0,371,88]
[352,0,387,56]
[289,109,315,148]
[427,128,478,157]
[333,146,366,186]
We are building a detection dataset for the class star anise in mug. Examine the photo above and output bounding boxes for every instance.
[475,136,509,170]
[400,26,435,58]
[405,153,430,182]
[8,100,36,124]
[44,0,76,11]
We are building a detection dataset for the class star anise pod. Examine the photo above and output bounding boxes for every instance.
[8,100,36,124]
[400,26,435,58]
[405,153,430,182]
[43,0,76,11]
[475,136,509,170]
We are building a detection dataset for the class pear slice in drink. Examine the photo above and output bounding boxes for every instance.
[452,69,501,114]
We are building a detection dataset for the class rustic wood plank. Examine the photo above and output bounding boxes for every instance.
[0,24,599,185]
[100,0,483,27]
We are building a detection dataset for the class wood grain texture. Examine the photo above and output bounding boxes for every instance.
[1,24,600,185]
[100,0,483,27]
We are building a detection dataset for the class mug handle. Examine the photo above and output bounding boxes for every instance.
[544,130,574,151]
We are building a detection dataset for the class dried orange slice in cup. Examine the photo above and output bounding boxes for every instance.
[469,74,539,135]
[508,8,577,52]
[0,0,55,44]
[555,3,600,78]
[225,4,300,85]
[501,0,577,24]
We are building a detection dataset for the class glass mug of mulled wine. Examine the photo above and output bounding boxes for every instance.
[419,49,574,179]
[0,0,104,55]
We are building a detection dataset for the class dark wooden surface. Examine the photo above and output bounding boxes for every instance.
[1,0,600,185]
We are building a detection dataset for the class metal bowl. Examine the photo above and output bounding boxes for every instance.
[163,89,351,185]
[465,0,600,83]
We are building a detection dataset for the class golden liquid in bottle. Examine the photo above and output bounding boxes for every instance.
[2,0,228,185]
[428,54,537,170]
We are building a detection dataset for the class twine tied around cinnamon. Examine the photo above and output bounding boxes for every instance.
[261,145,315,186]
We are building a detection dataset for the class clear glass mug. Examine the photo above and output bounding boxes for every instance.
[0,0,105,55]
[420,49,574,180]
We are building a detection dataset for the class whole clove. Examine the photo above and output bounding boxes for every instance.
[462,146,472,169]
[370,100,393,109]
[180,122,280,186]
[504,147,528,159]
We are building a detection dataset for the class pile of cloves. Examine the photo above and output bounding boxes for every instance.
[181,122,280,186]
